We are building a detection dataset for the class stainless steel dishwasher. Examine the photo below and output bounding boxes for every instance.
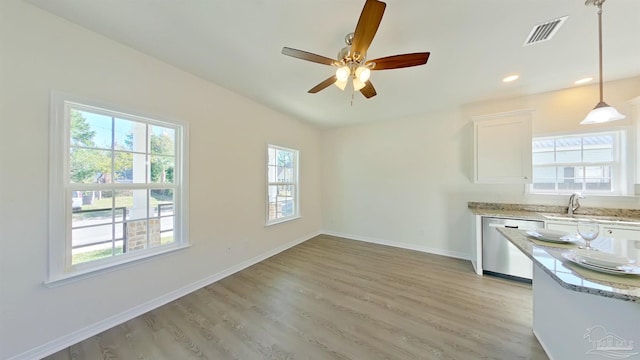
[482,217,544,282]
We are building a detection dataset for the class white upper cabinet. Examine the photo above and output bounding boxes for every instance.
[473,109,533,184]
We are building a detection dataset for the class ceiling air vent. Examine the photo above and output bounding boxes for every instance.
[523,16,568,46]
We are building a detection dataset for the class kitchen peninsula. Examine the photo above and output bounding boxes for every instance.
[498,228,639,359]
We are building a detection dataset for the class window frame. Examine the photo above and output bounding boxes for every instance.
[47,92,189,285]
[528,130,627,196]
[266,144,300,226]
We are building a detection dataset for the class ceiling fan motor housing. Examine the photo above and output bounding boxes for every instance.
[338,47,366,67]
[339,47,363,64]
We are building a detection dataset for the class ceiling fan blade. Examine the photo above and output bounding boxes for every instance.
[308,75,338,93]
[366,52,430,70]
[360,81,377,99]
[282,47,337,66]
[351,0,386,58]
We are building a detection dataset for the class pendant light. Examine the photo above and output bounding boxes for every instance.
[580,0,625,125]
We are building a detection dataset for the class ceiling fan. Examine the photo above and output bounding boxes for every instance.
[281,0,430,99]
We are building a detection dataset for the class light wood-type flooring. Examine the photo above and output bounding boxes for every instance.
[45,235,548,360]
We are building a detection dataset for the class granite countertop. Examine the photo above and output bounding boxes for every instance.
[468,201,640,225]
[497,227,640,303]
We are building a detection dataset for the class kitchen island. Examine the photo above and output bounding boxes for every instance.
[497,228,639,359]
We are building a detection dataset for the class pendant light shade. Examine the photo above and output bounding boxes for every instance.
[581,101,626,124]
[580,0,625,125]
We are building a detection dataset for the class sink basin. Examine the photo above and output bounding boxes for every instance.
[540,213,640,224]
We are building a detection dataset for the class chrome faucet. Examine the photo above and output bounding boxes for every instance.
[568,192,585,215]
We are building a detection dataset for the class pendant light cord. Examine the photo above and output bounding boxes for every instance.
[597,3,603,103]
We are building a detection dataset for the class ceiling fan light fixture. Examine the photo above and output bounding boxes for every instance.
[355,66,371,82]
[353,77,366,91]
[580,101,626,124]
[334,79,348,90]
[336,66,351,81]
[581,0,625,125]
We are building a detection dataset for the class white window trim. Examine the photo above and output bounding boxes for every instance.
[527,129,630,196]
[47,91,190,285]
[266,144,300,226]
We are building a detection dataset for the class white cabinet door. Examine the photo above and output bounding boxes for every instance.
[602,227,640,241]
[473,110,533,184]
[600,227,640,260]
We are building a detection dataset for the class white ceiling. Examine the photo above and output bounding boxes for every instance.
[27,0,640,127]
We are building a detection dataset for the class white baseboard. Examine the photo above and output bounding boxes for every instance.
[9,231,320,360]
[321,230,471,261]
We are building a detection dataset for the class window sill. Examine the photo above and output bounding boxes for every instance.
[45,243,191,287]
[265,215,301,227]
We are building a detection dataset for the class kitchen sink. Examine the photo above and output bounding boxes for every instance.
[540,213,640,225]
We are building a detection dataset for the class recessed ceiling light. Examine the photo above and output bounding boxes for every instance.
[503,75,519,83]
[574,77,593,85]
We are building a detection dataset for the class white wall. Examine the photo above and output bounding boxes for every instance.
[0,1,322,358]
[321,76,640,259]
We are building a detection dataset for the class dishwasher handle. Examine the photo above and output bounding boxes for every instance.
[488,223,520,229]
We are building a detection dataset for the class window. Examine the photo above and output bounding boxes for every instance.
[266,145,299,225]
[530,131,625,194]
[48,93,188,283]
